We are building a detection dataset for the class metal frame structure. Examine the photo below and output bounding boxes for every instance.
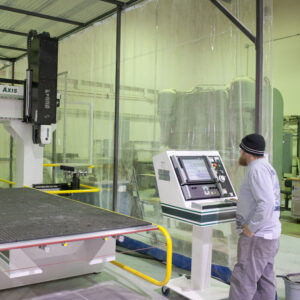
[210,0,264,135]
[0,0,266,211]
[9,61,14,188]
[113,6,122,211]
[0,0,142,62]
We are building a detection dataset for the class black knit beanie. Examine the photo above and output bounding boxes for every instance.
[240,133,265,156]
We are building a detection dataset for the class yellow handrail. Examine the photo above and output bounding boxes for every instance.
[0,178,15,185]
[43,163,61,167]
[110,224,172,286]
[43,163,96,169]
[0,177,99,194]
[45,184,100,194]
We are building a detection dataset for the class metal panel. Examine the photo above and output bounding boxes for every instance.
[0,48,23,59]
[0,5,84,26]
[282,133,293,174]
[0,0,115,23]
[273,88,283,181]
[0,13,76,38]
[0,0,141,60]
[0,97,23,120]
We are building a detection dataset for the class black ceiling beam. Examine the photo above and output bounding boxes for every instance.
[14,6,120,62]
[0,44,26,52]
[0,5,84,26]
[99,0,124,7]
[0,78,24,84]
[13,53,27,62]
[0,56,14,62]
[14,0,143,62]
[210,0,256,44]
[58,0,143,40]
[57,7,118,41]
[0,28,28,37]
[123,0,144,7]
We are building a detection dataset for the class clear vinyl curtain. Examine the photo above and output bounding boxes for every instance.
[0,62,14,187]
[11,16,117,208]
[52,18,117,209]
[119,0,273,269]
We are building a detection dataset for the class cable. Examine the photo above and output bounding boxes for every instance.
[27,30,37,69]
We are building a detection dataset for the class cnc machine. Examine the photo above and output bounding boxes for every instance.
[0,31,163,291]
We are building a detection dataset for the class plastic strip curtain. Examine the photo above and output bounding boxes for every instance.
[12,16,117,208]
[0,62,14,187]
[118,0,273,270]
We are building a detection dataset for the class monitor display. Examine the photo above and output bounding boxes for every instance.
[181,157,212,182]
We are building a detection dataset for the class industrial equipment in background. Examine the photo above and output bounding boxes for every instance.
[290,179,300,221]
[280,115,300,213]
[283,115,300,177]
[153,150,237,300]
[33,165,88,192]
[157,79,257,154]
[0,30,59,187]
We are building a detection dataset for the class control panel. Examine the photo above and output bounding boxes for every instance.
[208,155,235,198]
[171,155,235,201]
[153,150,237,226]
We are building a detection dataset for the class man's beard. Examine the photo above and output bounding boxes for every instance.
[239,156,248,166]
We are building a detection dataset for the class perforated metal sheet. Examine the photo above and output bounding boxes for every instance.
[0,188,153,245]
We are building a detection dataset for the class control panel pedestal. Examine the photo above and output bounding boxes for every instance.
[164,226,229,300]
[153,151,236,299]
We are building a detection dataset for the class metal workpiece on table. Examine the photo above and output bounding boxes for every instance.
[0,187,156,250]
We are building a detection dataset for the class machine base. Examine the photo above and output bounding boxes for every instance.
[0,238,113,290]
[164,276,229,300]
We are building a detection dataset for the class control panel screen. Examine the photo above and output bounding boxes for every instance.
[180,157,212,182]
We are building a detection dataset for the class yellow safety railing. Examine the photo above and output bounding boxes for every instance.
[110,224,172,286]
[43,163,96,169]
[0,178,15,185]
[45,184,99,194]
[0,179,99,194]
[43,163,61,167]
[42,164,99,193]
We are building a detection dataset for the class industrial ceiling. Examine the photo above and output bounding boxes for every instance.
[0,0,141,61]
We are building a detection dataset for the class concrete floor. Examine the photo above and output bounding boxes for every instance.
[0,250,187,300]
[0,233,299,300]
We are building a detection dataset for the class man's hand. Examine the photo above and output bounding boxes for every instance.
[242,224,254,237]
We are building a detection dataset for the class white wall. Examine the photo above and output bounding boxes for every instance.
[273,0,300,115]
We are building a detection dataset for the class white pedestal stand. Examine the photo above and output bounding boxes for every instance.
[164,225,229,300]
